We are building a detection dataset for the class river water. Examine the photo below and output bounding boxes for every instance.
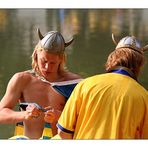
[0,9,147,139]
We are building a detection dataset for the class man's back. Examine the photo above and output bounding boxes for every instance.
[58,72,148,139]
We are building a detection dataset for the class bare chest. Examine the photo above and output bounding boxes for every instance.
[21,79,66,110]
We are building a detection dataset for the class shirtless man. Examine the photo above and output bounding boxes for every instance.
[0,28,82,139]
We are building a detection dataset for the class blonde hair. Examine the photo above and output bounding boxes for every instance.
[31,42,68,74]
[105,48,145,77]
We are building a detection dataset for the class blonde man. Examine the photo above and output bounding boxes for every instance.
[0,28,82,139]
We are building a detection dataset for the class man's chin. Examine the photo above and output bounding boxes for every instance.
[42,72,52,77]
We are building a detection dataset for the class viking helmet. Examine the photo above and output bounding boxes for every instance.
[112,33,148,53]
[37,28,74,53]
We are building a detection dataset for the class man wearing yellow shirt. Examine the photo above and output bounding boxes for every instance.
[57,34,148,139]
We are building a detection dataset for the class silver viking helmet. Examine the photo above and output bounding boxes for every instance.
[37,28,74,53]
[112,33,148,54]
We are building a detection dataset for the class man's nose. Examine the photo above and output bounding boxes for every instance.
[45,63,50,69]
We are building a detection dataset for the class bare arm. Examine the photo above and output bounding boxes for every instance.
[58,128,73,139]
[0,72,30,124]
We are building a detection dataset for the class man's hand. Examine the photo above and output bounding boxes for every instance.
[44,106,61,123]
[24,103,42,120]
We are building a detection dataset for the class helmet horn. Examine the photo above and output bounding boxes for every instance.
[37,28,44,40]
[65,38,74,47]
[143,44,148,52]
[112,33,118,45]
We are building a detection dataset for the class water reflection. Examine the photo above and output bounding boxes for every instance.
[0,9,147,139]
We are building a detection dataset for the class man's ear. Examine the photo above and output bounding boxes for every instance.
[34,50,38,61]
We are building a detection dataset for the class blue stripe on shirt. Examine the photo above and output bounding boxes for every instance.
[111,69,131,77]
[57,123,74,134]
[110,67,136,80]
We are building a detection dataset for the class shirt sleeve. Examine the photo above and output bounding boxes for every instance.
[57,81,83,134]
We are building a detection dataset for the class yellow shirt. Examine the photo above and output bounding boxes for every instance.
[57,73,148,139]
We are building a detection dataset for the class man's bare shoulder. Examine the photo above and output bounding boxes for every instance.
[11,71,33,83]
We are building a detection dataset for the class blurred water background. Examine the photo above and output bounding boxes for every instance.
[0,9,147,139]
